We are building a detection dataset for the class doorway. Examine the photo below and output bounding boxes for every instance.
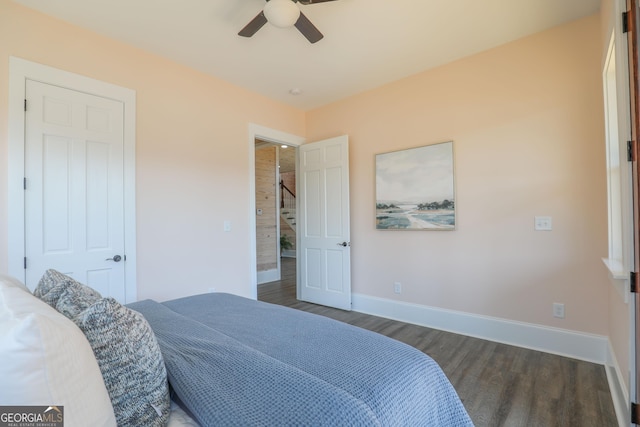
[7,57,137,302]
[247,124,304,300]
[254,140,297,285]
[248,127,352,310]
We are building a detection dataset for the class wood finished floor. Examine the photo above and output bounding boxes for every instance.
[258,258,618,427]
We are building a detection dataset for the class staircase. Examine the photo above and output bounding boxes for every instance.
[281,208,296,231]
[280,180,296,231]
[280,181,296,258]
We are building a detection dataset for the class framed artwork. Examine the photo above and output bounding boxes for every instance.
[375,141,455,230]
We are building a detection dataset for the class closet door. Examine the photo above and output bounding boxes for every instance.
[24,79,127,302]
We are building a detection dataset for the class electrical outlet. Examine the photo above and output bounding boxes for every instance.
[394,282,402,294]
[553,302,565,319]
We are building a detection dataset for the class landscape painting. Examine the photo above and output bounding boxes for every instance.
[376,141,455,230]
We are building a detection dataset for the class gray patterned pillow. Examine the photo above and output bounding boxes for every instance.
[33,269,76,307]
[55,281,102,319]
[74,297,170,426]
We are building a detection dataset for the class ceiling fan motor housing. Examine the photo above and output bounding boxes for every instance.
[238,0,338,43]
[264,0,300,28]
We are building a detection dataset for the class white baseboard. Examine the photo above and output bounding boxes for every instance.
[351,293,627,427]
[257,269,279,285]
[605,341,630,427]
[352,293,609,364]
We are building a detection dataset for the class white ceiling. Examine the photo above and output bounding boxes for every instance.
[13,0,600,111]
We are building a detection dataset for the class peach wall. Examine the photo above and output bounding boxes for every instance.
[307,15,608,334]
[0,1,616,338]
[601,0,615,50]
[0,0,305,300]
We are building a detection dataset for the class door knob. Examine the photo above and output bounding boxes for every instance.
[106,255,122,262]
[337,242,350,247]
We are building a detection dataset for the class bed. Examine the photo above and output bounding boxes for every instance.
[0,271,473,427]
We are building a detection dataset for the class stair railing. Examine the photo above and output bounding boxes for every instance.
[280,180,295,210]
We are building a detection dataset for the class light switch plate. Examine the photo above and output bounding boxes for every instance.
[534,216,552,231]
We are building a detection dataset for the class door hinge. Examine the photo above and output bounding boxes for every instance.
[23,177,26,190]
[629,141,636,162]
[632,401,639,424]
[24,99,27,112]
[631,271,638,293]
[23,257,27,269]
[623,11,630,34]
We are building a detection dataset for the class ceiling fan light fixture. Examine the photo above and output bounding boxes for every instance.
[264,0,301,28]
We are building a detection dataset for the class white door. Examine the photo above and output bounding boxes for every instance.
[24,79,127,302]
[298,135,351,310]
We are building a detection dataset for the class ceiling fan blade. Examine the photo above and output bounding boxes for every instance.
[298,0,338,4]
[238,11,268,37]
[294,12,323,43]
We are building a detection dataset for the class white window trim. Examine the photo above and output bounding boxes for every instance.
[601,28,633,302]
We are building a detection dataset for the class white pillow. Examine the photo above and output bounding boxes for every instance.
[0,277,117,426]
[0,273,30,292]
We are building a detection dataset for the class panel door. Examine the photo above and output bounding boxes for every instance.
[298,135,351,310]
[24,79,127,301]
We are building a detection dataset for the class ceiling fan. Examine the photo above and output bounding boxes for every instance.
[238,0,338,44]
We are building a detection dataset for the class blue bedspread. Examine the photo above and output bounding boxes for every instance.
[128,293,473,426]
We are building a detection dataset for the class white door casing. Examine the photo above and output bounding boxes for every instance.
[8,57,137,302]
[298,135,351,310]
[24,80,126,300]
